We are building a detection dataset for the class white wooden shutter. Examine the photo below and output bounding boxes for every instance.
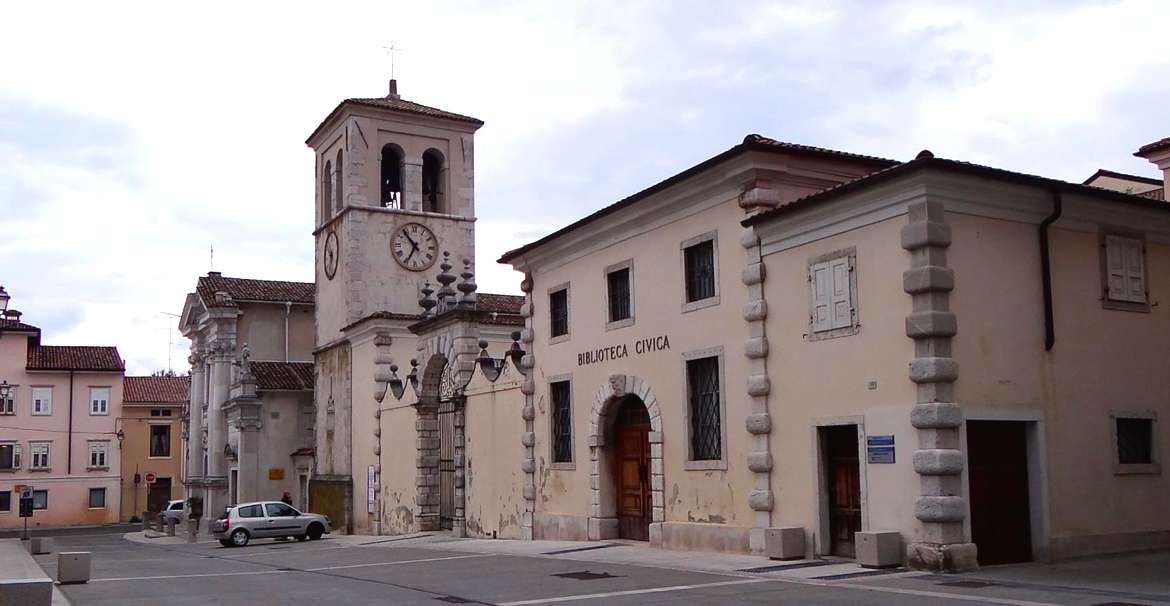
[810,262,832,332]
[1105,236,1127,301]
[830,257,853,329]
[1125,239,1146,303]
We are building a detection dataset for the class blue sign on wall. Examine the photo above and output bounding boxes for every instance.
[866,435,895,464]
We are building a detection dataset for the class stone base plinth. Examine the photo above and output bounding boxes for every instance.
[906,541,978,572]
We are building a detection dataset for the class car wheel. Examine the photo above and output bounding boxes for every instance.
[307,523,324,540]
[230,529,250,547]
[296,534,308,542]
[219,539,234,548]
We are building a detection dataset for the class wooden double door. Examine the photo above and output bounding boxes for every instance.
[823,425,861,558]
[614,397,651,541]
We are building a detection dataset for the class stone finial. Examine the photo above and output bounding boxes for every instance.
[457,258,478,307]
[436,251,457,310]
[419,281,437,314]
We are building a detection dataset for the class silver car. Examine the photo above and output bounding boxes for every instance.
[212,501,331,547]
[161,499,185,524]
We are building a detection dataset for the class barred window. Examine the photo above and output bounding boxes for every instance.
[687,356,721,461]
[88,488,106,509]
[607,267,631,323]
[684,239,716,303]
[550,288,569,338]
[550,381,572,463]
[1117,417,1153,465]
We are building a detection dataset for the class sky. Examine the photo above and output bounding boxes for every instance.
[1,0,1167,375]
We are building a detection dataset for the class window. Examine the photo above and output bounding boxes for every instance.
[809,249,858,340]
[684,238,716,303]
[150,425,171,458]
[0,387,13,415]
[549,286,569,340]
[238,504,264,518]
[31,387,51,415]
[88,441,109,469]
[550,380,573,464]
[1103,234,1148,309]
[606,262,633,328]
[150,408,173,417]
[686,356,721,461]
[334,149,344,213]
[380,144,404,209]
[0,443,21,470]
[32,489,47,510]
[29,442,50,470]
[1112,413,1160,474]
[0,491,9,512]
[422,149,445,213]
[322,159,333,219]
[90,387,110,415]
[88,488,106,509]
[265,502,297,517]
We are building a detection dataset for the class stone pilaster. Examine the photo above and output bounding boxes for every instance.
[206,341,232,481]
[901,200,977,572]
[518,274,536,540]
[225,369,263,505]
[740,226,774,554]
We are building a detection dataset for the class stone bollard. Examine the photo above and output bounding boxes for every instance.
[57,552,91,584]
[26,537,49,555]
[187,519,199,543]
[166,518,177,536]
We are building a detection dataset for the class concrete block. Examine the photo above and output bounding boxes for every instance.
[57,551,91,584]
[856,531,902,568]
[26,537,49,555]
[166,519,177,536]
[765,527,805,560]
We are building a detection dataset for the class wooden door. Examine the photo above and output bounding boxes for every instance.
[615,423,650,540]
[968,421,1032,565]
[823,425,861,558]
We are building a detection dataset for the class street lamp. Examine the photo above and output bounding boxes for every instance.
[0,381,12,414]
[0,286,10,315]
[115,429,125,449]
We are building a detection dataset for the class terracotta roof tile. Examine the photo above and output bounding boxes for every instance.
[197,274,314,306]
[252,361,314,391]
[123,375,190,403]
[1136,136,1170,157]
[476,293,524,314]
[743,134,899,165]
[28,345,124,371]
[0,319,40,332]
[344,97,482,125]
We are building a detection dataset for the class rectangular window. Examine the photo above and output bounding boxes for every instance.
[31,387,52,415]
[88,488,106,509]
[150,425,171,458]
[549,287,569,339]
[90,387,110,415]
[687,356,721,461]
[0,444,20,470]
[550,380,573,464]
[151,408,173,417]
[1117,418,1153,465]
[684,239,716,303]
[0,388,14,415]
[32,490,47,510]
[606,266,632,324]
[0,491,9,512]
[29,442,50,470]
[809,250,858,339]
[89,441,109,468]
[1104,235,1147,305]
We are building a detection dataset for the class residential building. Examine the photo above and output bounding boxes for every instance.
[119,374,189,521]
[178,274,316,521]
[0,299,125,529]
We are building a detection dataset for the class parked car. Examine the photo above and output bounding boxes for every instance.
[212,501,331,547]
[161,499,185,524]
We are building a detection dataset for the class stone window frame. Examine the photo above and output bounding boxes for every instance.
[88,440,110,470]
[30,385,52,416]
[548,373,575,471]
[604,259,635,331]
[148,422,173,460]
[1110,410,1160,475]
[89,386,110,416]
[680,231,721,314]
[88,487,107,510]
[807,246,860,342]
[0,383,16,415]
[0,441,22,472]
[681,346,728,471]
[1099,228,1151,313]
[548,282,571,345]
[28,440,51,471]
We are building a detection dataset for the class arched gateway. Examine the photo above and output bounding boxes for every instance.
[587,374,663,542]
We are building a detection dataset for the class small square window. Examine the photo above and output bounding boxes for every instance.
[549,287,569,340]
[1117,418,1153,465]
[89,488,106,509]
[32,489,48,510]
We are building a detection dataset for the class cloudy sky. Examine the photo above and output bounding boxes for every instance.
[2,0,1167,375]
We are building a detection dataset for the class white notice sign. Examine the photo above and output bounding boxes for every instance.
[367,465,375,513]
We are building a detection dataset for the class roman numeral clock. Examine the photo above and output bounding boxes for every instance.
[391,222,438,271]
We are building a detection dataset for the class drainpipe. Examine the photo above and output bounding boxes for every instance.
[67,370,75,474]
[284,301,292,362]
[1039,189,1063,351]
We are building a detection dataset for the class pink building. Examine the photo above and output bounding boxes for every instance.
[0,297,125,529]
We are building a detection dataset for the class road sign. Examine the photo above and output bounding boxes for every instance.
[19,486,32,499]
[144,472,157,484]
[19,497,33,518]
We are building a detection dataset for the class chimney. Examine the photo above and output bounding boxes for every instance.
[387,79,400,100]
[1134,136,1170,201]
[208,271,222,277]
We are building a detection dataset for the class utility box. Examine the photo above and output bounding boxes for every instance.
[764,527,806,560]
[26,537,48,555]
[57,552,91,584]
[855,531,902,568]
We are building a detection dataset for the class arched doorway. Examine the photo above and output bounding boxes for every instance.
[612,395,651,541]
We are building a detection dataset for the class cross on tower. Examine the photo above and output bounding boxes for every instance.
[382,42,403,79]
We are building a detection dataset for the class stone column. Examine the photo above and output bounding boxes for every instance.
[403,160,423,211]
[186,352,207,483]
[206,344,232,481]
[231,401,263,505]
[415,403,440,531]
[901,200,977,572]
[740,226,775,555]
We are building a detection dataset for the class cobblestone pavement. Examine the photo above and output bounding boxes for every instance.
[30,531,1170,605]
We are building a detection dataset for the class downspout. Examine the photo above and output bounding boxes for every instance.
[67,370,75,474]
[1039,189,1063,351]
[284,301,292,362]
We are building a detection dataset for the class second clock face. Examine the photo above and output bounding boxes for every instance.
[391,222,438,271]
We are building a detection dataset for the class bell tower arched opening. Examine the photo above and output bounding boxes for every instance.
[380,143,404,209]
[422,148,445,213]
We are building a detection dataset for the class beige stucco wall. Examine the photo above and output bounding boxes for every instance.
[119,403,183,521]
[463,368,525,539]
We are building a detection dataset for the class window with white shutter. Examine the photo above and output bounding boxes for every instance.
[90,387,110,415]
[809,248,859,340]
[31,387,52,415]
[1102,233,1149,311]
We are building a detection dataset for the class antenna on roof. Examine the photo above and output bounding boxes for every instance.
[381,41,403,79]
[209,244,215,272]
[160,311,181,373]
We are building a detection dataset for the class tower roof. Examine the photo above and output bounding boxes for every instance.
[307,85,483,145]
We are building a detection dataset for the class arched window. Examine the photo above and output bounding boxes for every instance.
[334,149,344,213]
[322,160,333,220]
[380,144,404,209]
[422,149,445,213]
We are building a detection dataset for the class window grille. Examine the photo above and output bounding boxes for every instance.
[607,268,631,322]
[550,381,573,463]
[550,289,569,337]
[687,356,721,460]
[1117,418,1153,465]
[684,240,716,302]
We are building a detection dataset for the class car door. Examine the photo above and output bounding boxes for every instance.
[237,504,269,537]
[264,503,302,535]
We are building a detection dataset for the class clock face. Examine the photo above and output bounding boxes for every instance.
[323,231,339,280]
[391,222,438,272]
